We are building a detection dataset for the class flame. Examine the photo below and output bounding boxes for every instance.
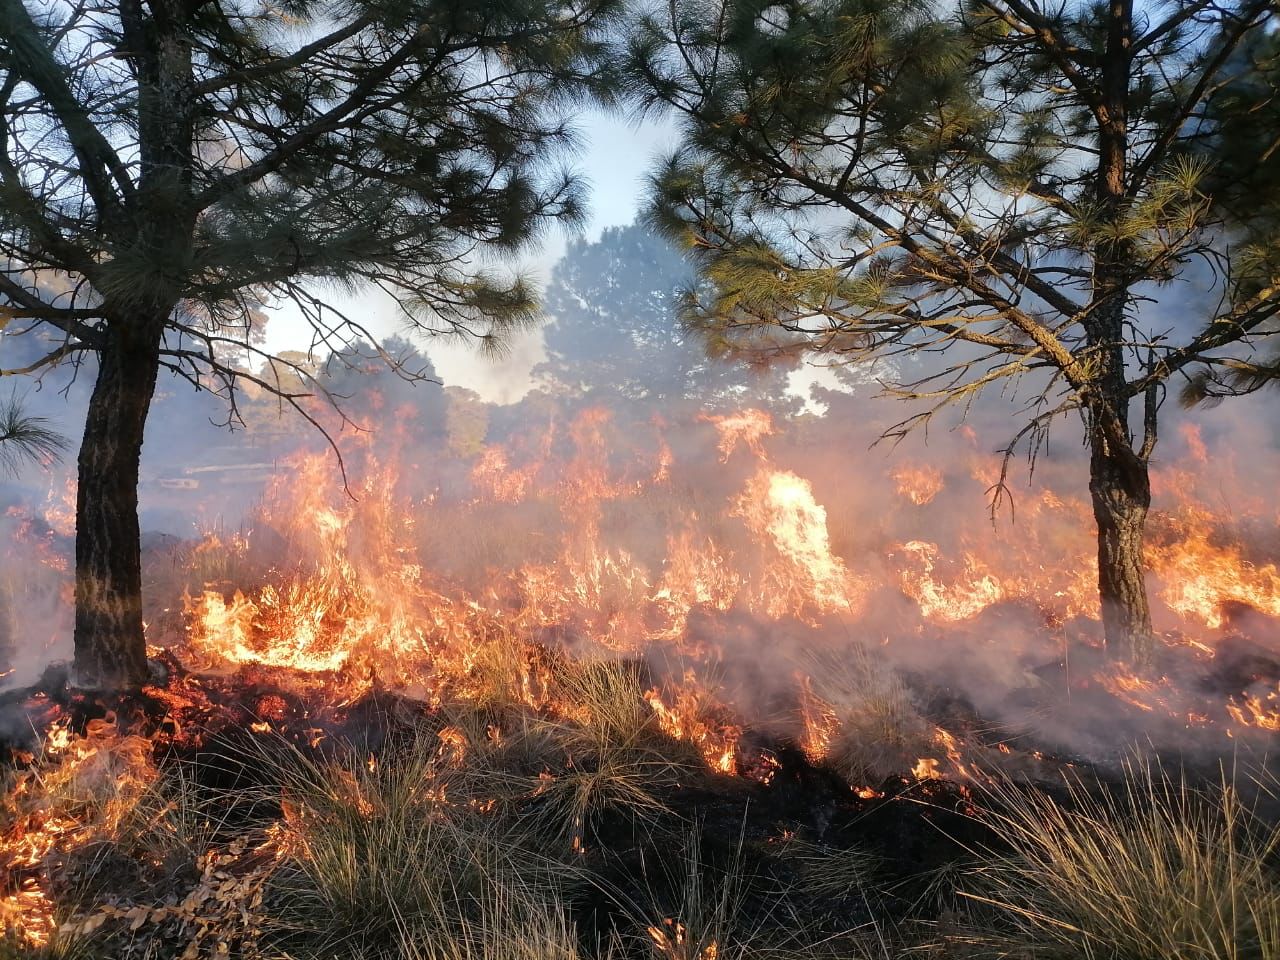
[1,717,157,944]
[892,463,944,505]
[897,541,1003,622]
[646,672,741,774]
[648,918,719,960]
[1226,687,1280,732]
[1147,506,1280,628]
[735,469,866,618]
[704,408,774,461]
[6,397,1280,946]
[911,757,942,780]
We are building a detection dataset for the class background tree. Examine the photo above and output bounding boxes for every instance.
[535,220,799,408]
[445,386,491,459]
[0,0,619,690]
[623,0,1279,665]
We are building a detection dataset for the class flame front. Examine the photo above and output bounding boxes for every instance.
[5,403,1280,940]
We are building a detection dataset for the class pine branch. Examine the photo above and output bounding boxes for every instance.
[0,393,65,475]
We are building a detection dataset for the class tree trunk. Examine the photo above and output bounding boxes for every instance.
[1089,427,1153,666]
[69,0,195,692]
[71,318,166,690]
[1086,0,1152,665]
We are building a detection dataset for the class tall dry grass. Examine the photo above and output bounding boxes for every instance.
[964,761,1280,960]
[802,646,933,783]
[257,732,547,958]
[529,660,704,848]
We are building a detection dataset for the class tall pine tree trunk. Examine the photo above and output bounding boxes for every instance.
[71,317,166,690]
[69,0,195,690]
[1087,0,1155,666]
[1089,419,1153,665]
[1084,291,1155,667]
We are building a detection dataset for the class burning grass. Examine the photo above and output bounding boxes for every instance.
[3,691,1280,960]
[798,647,935,784]
[7,406,1280,955]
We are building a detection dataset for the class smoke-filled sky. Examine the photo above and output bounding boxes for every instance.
[264,109,682,405]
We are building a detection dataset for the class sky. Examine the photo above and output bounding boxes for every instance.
[264,108,683,405]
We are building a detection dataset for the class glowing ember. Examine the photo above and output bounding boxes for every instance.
[1,717,157,944]
[648,918,719,960]
[1226,687,1280,732]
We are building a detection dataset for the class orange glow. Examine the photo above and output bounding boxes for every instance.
[892,463,944,505]
[0,717,157,945]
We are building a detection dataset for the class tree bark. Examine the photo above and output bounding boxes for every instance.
[1089,424,1153,666]
[69,0,195,691]
[71,317,166,690]
[1086,0,1156,666]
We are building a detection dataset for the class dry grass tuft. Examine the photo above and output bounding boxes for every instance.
[394,883,596,960]
[802,647,933,783]
[613,828,814,960]
[527,660,703,848]
[772,837,880,901]
[0,931,98,960]
[965,761,1280,960]
[251,730,570,958]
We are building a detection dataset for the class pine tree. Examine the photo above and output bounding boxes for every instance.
[536,220,799,408]
[0,0,619,690]
[0,394,64,475]
[622,0,1278,666]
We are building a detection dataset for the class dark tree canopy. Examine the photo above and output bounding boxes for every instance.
[0,0,620,688]
[1184,26,1280,401]
[1,0,621,406]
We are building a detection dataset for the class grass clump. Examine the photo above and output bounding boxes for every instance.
[965,762,1280,960]
[395,884,594,960]
[258,732,558,959]
[771,837,880,902]
[531,660,704,849]
[0,931,100,960]
[801,647,933,783]
[609,827,830,960]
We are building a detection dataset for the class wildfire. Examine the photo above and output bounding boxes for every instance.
[6,399,1280,945]
[154,403,1280,767]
